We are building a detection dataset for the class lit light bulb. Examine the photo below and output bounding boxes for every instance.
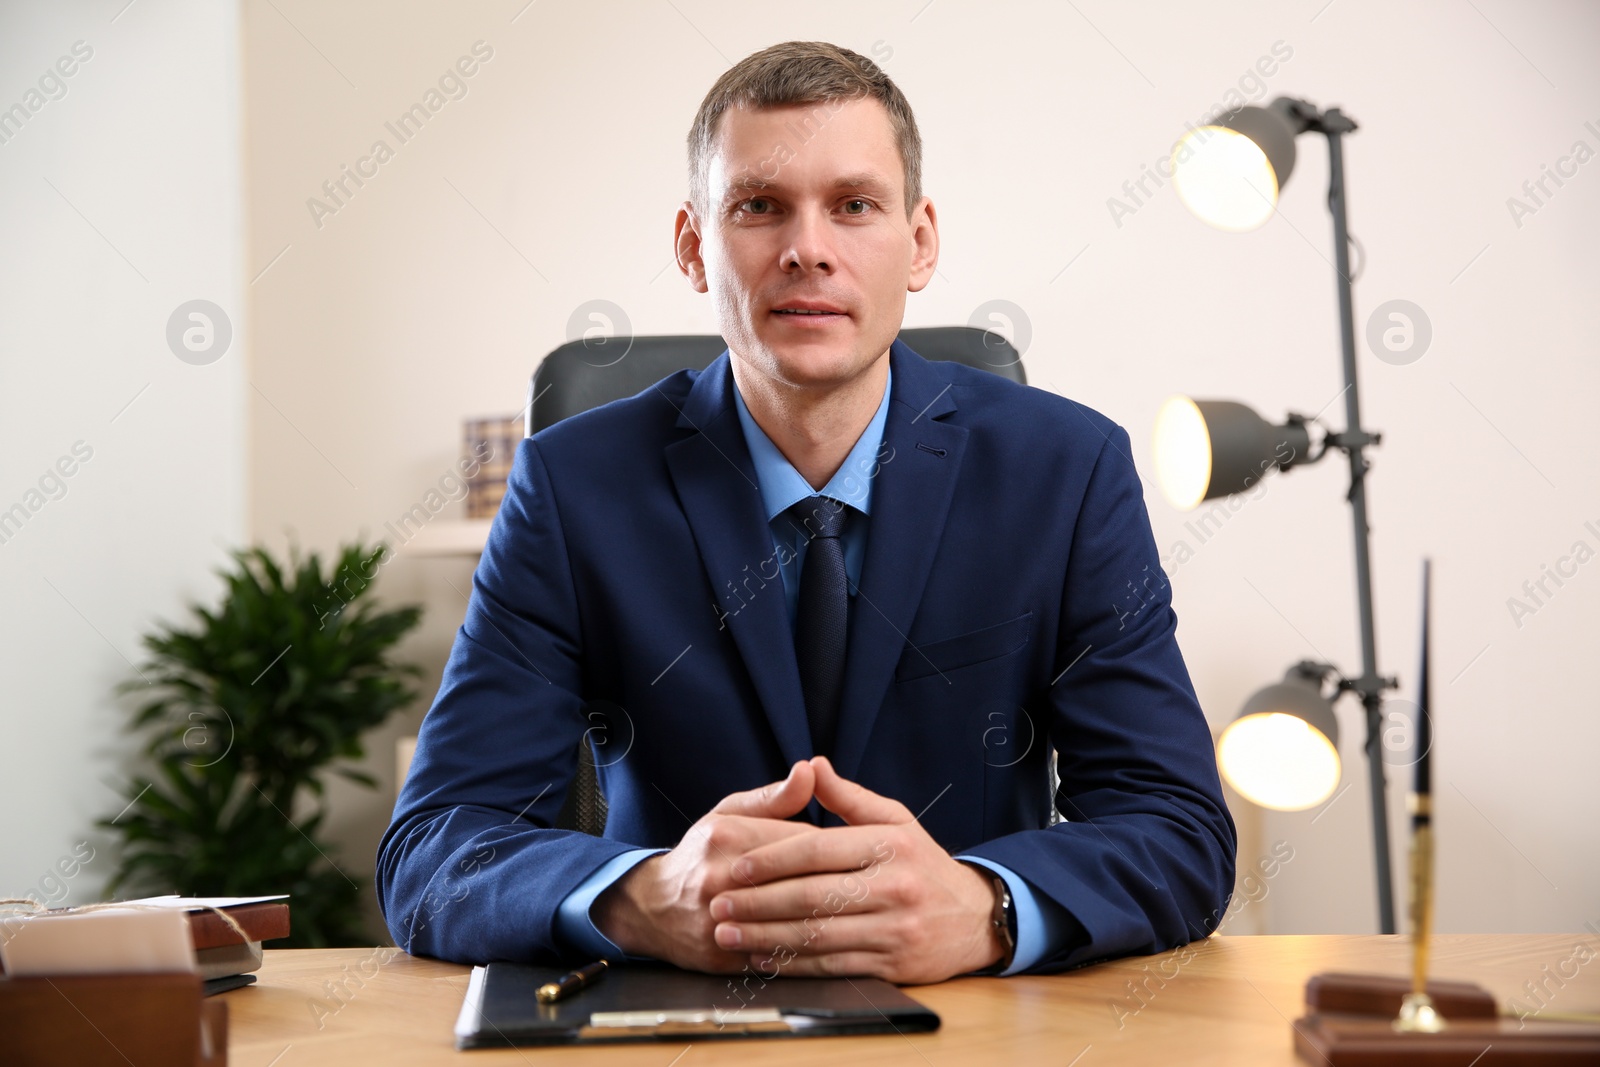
[1172,127,1280,232]
[1218,711,1341,811]
[1153,395,1212,511]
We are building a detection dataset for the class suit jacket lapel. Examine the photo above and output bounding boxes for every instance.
[663,353,814,771]
[831,340,968,782]
[662,342,971,784]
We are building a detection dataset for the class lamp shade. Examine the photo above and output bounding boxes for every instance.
[1218,668,1341,811]
[1152,397,1308,510]
[1172,100,1300,231]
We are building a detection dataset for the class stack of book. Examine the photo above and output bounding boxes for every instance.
[172,896,291,995]
[0,895,289,1065]
[463,414,523,519]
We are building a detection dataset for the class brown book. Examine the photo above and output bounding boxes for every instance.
[186,901,290,951]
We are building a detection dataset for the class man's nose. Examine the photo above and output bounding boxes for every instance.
[778,207,835,273]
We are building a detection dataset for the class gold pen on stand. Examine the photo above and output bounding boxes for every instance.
[1396,561,1443,1034]
[537,959,609,1003]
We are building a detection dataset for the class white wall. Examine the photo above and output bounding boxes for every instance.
[11,0,1589,938]
[248,0,1599,940]
[0,2,246,903]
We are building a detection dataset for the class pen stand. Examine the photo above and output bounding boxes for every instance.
[0,971,226,1066]
[1293,971,1600,1064]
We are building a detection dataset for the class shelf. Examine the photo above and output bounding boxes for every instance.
[394,518,492,558]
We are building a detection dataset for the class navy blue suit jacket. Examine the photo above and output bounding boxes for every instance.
[376,338,1237,971]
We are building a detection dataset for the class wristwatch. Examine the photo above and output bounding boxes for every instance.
[963,863,1017,975]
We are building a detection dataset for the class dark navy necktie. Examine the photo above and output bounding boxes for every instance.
[790,495,849,758]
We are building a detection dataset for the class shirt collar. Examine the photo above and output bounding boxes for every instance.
[732,364,893,523]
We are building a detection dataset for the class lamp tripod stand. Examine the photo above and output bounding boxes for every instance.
[1161,97,1401,933]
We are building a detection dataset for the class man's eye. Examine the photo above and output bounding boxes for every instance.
[742,198,771,214]
[843,199,870,215]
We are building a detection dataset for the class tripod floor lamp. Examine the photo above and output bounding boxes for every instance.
[1152,97,1400,933]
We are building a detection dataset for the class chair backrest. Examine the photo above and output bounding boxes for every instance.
[535,325,1024,835]
[526,325,1025,436]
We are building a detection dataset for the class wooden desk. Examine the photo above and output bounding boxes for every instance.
[228,935,1598,1065]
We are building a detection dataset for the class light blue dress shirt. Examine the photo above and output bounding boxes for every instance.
[555,365,1071,974]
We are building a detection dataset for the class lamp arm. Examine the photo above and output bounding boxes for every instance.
[1287,97,1360,136]
[1291,658,1334,679]
[1335,673,1400,701]
[1272,412,1379,471]
[1277,412,1337,469]
[1293,659,1398,705]
[1267,96,1326,135]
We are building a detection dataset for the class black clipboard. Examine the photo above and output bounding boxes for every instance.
[454,961,940,1048]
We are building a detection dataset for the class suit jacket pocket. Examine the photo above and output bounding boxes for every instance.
[894,612,1034,682]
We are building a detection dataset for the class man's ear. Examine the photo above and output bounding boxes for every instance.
[906,196,939,294]
[675,202,709,293]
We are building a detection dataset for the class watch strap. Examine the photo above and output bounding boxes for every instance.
[961,862,1017,975]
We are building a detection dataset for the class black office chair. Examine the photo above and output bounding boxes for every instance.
[536,326,1025,835]
[527,325,1025,436]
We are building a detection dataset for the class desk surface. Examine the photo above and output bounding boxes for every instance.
[229,935,1597,1065]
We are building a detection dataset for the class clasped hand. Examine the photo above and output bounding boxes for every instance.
[593,756,1004,983]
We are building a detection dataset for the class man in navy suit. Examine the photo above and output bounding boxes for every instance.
[377,40,1235,982]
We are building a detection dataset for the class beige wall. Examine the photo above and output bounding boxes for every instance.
[241,0,1599,940]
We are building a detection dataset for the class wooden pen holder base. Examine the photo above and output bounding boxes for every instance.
[1294,971,1600,1065]
[1296,1013,1600,1065]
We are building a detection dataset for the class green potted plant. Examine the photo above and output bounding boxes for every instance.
[100,543,422,947]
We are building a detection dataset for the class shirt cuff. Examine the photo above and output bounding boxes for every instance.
[553,848,666,961]
[956,855,1076,975]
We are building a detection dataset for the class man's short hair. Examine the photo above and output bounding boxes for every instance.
[687,40,923,221]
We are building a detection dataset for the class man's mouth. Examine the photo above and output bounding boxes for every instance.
[770,302,848,321]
